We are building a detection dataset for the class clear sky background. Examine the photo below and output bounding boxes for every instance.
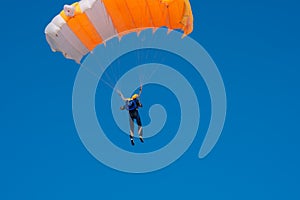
[1,0,299,199]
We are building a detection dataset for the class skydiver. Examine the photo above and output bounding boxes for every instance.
[117,86,144,146]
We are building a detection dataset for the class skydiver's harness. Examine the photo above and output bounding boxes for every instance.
[126,99,141,111]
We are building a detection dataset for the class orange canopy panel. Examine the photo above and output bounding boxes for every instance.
[45,0,194,63]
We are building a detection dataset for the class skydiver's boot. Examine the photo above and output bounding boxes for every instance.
[139,136,144,143]
[130,135,135,146]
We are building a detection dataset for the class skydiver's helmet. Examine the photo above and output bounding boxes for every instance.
[131,94,139,100]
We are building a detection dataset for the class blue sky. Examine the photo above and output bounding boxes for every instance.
[1,0,300,199]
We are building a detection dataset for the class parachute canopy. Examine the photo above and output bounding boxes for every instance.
[45,0,193,63]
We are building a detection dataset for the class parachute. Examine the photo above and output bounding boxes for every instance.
[45,0,193,63]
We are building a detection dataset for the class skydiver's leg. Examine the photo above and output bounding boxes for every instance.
[129,116,134,136]
[138,126,144,143]
[136,113,144,143]
[138,126,143,137]
[129,115,135,145]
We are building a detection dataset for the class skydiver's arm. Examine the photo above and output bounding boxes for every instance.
[138,85,142,97]
[117,90,127,101]
[138,85,143,107]
[137,100,143,107]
